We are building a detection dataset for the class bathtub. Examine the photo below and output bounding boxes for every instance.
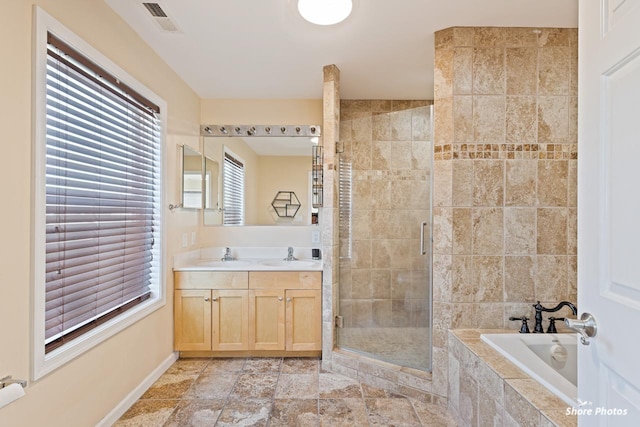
[481,333,577,406]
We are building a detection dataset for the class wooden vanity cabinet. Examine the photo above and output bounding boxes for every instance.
[174,270,321,355]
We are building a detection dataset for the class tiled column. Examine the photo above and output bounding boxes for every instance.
[321,64,340,371]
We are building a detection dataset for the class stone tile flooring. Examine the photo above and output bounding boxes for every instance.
[115,357,457,426]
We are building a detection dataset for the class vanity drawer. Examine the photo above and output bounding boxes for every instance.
[249,271,321,290]
[175,271,248,290]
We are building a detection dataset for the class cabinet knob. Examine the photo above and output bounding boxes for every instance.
[212,297,218,302]
[286,298,292,302]
[204,298,210,302]
[278,297,283,301]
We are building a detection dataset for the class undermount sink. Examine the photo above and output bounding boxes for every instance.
[260,260,318,268]
[196,260,252,269]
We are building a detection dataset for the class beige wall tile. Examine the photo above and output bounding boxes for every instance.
[352,138,372,170]
[537,160,568,207]
[370,177,391,209]
[412,140,431,171]
[474,256,505,302]
[433,160,452,207]
[453,208,473,255]
[568,256,577,302]
[505,28,539,47]
[537,208,568,254]
[474,27,506,47]
[412,106,432,140]
[352,300,373,327]
[371,100,392,112]
[473,160,504,206]
[567,208,577,256]
[352,210,372,240]
[473,96,505,143]
[452,160,474,206]
[504,256,536,302]
[505,160,537,206]
[505,208,537,254]
[435,28,454,49]
[472,207,504,255]
[351,269,373,299]
[352,239,372,269]
[476,303,506,328]
[452,255,476,303]
[538,96,569,143]
[506,48,538,95]
[433,254,452,302]
[434,48,454,99]
[390,110,413,141]
[536,256,568,302]
[371,269,391,299]
[453,95,473,142]
[506,96,537,142]
[372,300,393,327]
[389,141,413,169]
[371,239,391,269]
[539,47,571,95]
[568,96,578,143]
[568,160,577,207]
[453,27,475,46]
[372,140,391,171]
[453,48,473,95]
[538,28,570,47]
[372,112,390,141]
[473,48,506,95]
[433,207,453,254]
[434,97,453,145]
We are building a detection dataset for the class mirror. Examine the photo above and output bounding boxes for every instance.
[202,128,320,226]
[181,145,203,209]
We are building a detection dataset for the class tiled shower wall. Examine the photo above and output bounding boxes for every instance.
[432,27,578,397]
[337,100,432,329]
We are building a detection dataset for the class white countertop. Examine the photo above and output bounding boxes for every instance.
[173,258,323,272]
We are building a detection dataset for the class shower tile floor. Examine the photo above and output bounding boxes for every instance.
[337,328,431,371]
[114,357,456,426]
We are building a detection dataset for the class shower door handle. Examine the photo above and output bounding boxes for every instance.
[420,221,427,255]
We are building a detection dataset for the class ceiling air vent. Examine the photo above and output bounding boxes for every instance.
[142,2,181,33]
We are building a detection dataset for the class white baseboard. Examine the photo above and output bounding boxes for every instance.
[96,352,179,427]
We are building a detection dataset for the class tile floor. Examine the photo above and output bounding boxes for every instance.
[115,357,457,426]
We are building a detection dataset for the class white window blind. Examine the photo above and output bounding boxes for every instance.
[222,152,244,225]
[44,32,161,352]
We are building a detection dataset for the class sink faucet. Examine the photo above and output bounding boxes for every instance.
[532,301,577,333]
[221,247,235,261]
[284,247,297,261]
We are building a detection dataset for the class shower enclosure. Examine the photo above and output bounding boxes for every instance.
[337,101,433,371]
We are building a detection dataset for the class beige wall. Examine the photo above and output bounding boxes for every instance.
[432,27,578,397]
[0,1,200,425]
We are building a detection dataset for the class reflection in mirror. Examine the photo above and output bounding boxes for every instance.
[182,145,203,209]
[203,135,318,226]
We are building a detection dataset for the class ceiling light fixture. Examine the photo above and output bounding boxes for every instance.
[297,0,353,26]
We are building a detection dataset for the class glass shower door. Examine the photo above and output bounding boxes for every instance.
[337,102,433,371]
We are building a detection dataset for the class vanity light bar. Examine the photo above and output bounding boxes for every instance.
[200,124,321,137]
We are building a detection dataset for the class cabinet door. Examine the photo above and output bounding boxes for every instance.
[249,289,285,350]
[212,290,248,351]
[285,289,321,351]
[175,289,212,351]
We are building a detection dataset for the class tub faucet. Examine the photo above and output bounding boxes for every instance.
[532,301,577,333]
[221,247,235,261]
[284,247,297,261]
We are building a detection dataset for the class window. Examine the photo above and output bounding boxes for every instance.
[222,150,245,225]
[33,9,165,378]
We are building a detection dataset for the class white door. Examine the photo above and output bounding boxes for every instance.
[579,0,640,424]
